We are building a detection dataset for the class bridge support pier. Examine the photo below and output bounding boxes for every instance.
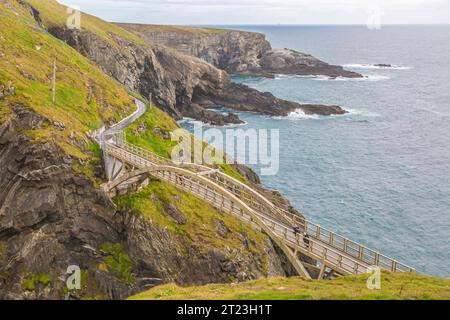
[318,265,326,280]
[281,246,312,279]
[104,154,124,181]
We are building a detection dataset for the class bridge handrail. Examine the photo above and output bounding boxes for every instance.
[102,148,311,277]
[274,207,414,272]
[121,140,216,172]
[106,137,415,274]
[122,141,170,165]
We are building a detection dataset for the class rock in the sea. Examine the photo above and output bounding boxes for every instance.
[222,113,244,125]
[300,104,348,116]
[374,64,392,68]
[260,49,362,78]
[208,83,348,117]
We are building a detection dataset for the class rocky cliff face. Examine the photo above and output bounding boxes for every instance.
[118,24,362,79]
[0,106,124,299]
[0,106,292,300]
[117,25,272,76]
[47,26,347,125]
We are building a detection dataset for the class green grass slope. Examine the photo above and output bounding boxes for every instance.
[27,0,146,46]
[129,272,450,300]
[16,0,247,179]
[1,0,243,177]
[0,0,135,156]
[115,179,269,257]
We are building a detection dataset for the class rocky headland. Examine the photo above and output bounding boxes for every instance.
[47,24,347,125]
[118,24,362,79]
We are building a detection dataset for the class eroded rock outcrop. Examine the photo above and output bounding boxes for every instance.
[206,83,347,117]
[260,49,360,78]
[118,24,362,79]
[117,25,271,76]
[0,106,126,299]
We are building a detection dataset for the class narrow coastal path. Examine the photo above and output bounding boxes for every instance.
[100,98,148,143]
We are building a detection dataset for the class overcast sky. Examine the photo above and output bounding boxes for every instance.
[58,0,450,25]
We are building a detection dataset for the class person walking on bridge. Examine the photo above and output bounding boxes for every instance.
[303,232,311,250]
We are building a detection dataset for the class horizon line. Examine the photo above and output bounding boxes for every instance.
[111,22,450,27]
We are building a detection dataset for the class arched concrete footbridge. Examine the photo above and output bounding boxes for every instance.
[98,99,415,279]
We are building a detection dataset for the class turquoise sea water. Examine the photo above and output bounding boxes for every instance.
[183,26,450,277]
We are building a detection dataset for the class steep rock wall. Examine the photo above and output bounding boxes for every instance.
[117,25,272,76]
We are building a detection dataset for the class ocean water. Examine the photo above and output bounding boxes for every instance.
[183,26,450,277]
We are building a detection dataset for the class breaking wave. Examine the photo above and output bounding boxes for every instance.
[273,107,382,121]
[273,109,321,121]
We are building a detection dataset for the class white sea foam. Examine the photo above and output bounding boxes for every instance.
[274,74,333,80]
[273,108,381,121]
[177,117,196,123]
[274,109,320,121]
[313,74,390,82]
[206,108,228,116]
[343,63,413,70]
[274,73,390,82]
[274,74,307,80]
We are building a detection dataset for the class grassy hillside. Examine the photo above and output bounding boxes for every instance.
[0,0,144,186]
[0,0,191,183]
[0,0,136,147]
[0,0,244,175]
[129,272,450,300]
[27,0,146,46]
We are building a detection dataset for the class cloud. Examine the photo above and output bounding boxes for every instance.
[58,0,450,24]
